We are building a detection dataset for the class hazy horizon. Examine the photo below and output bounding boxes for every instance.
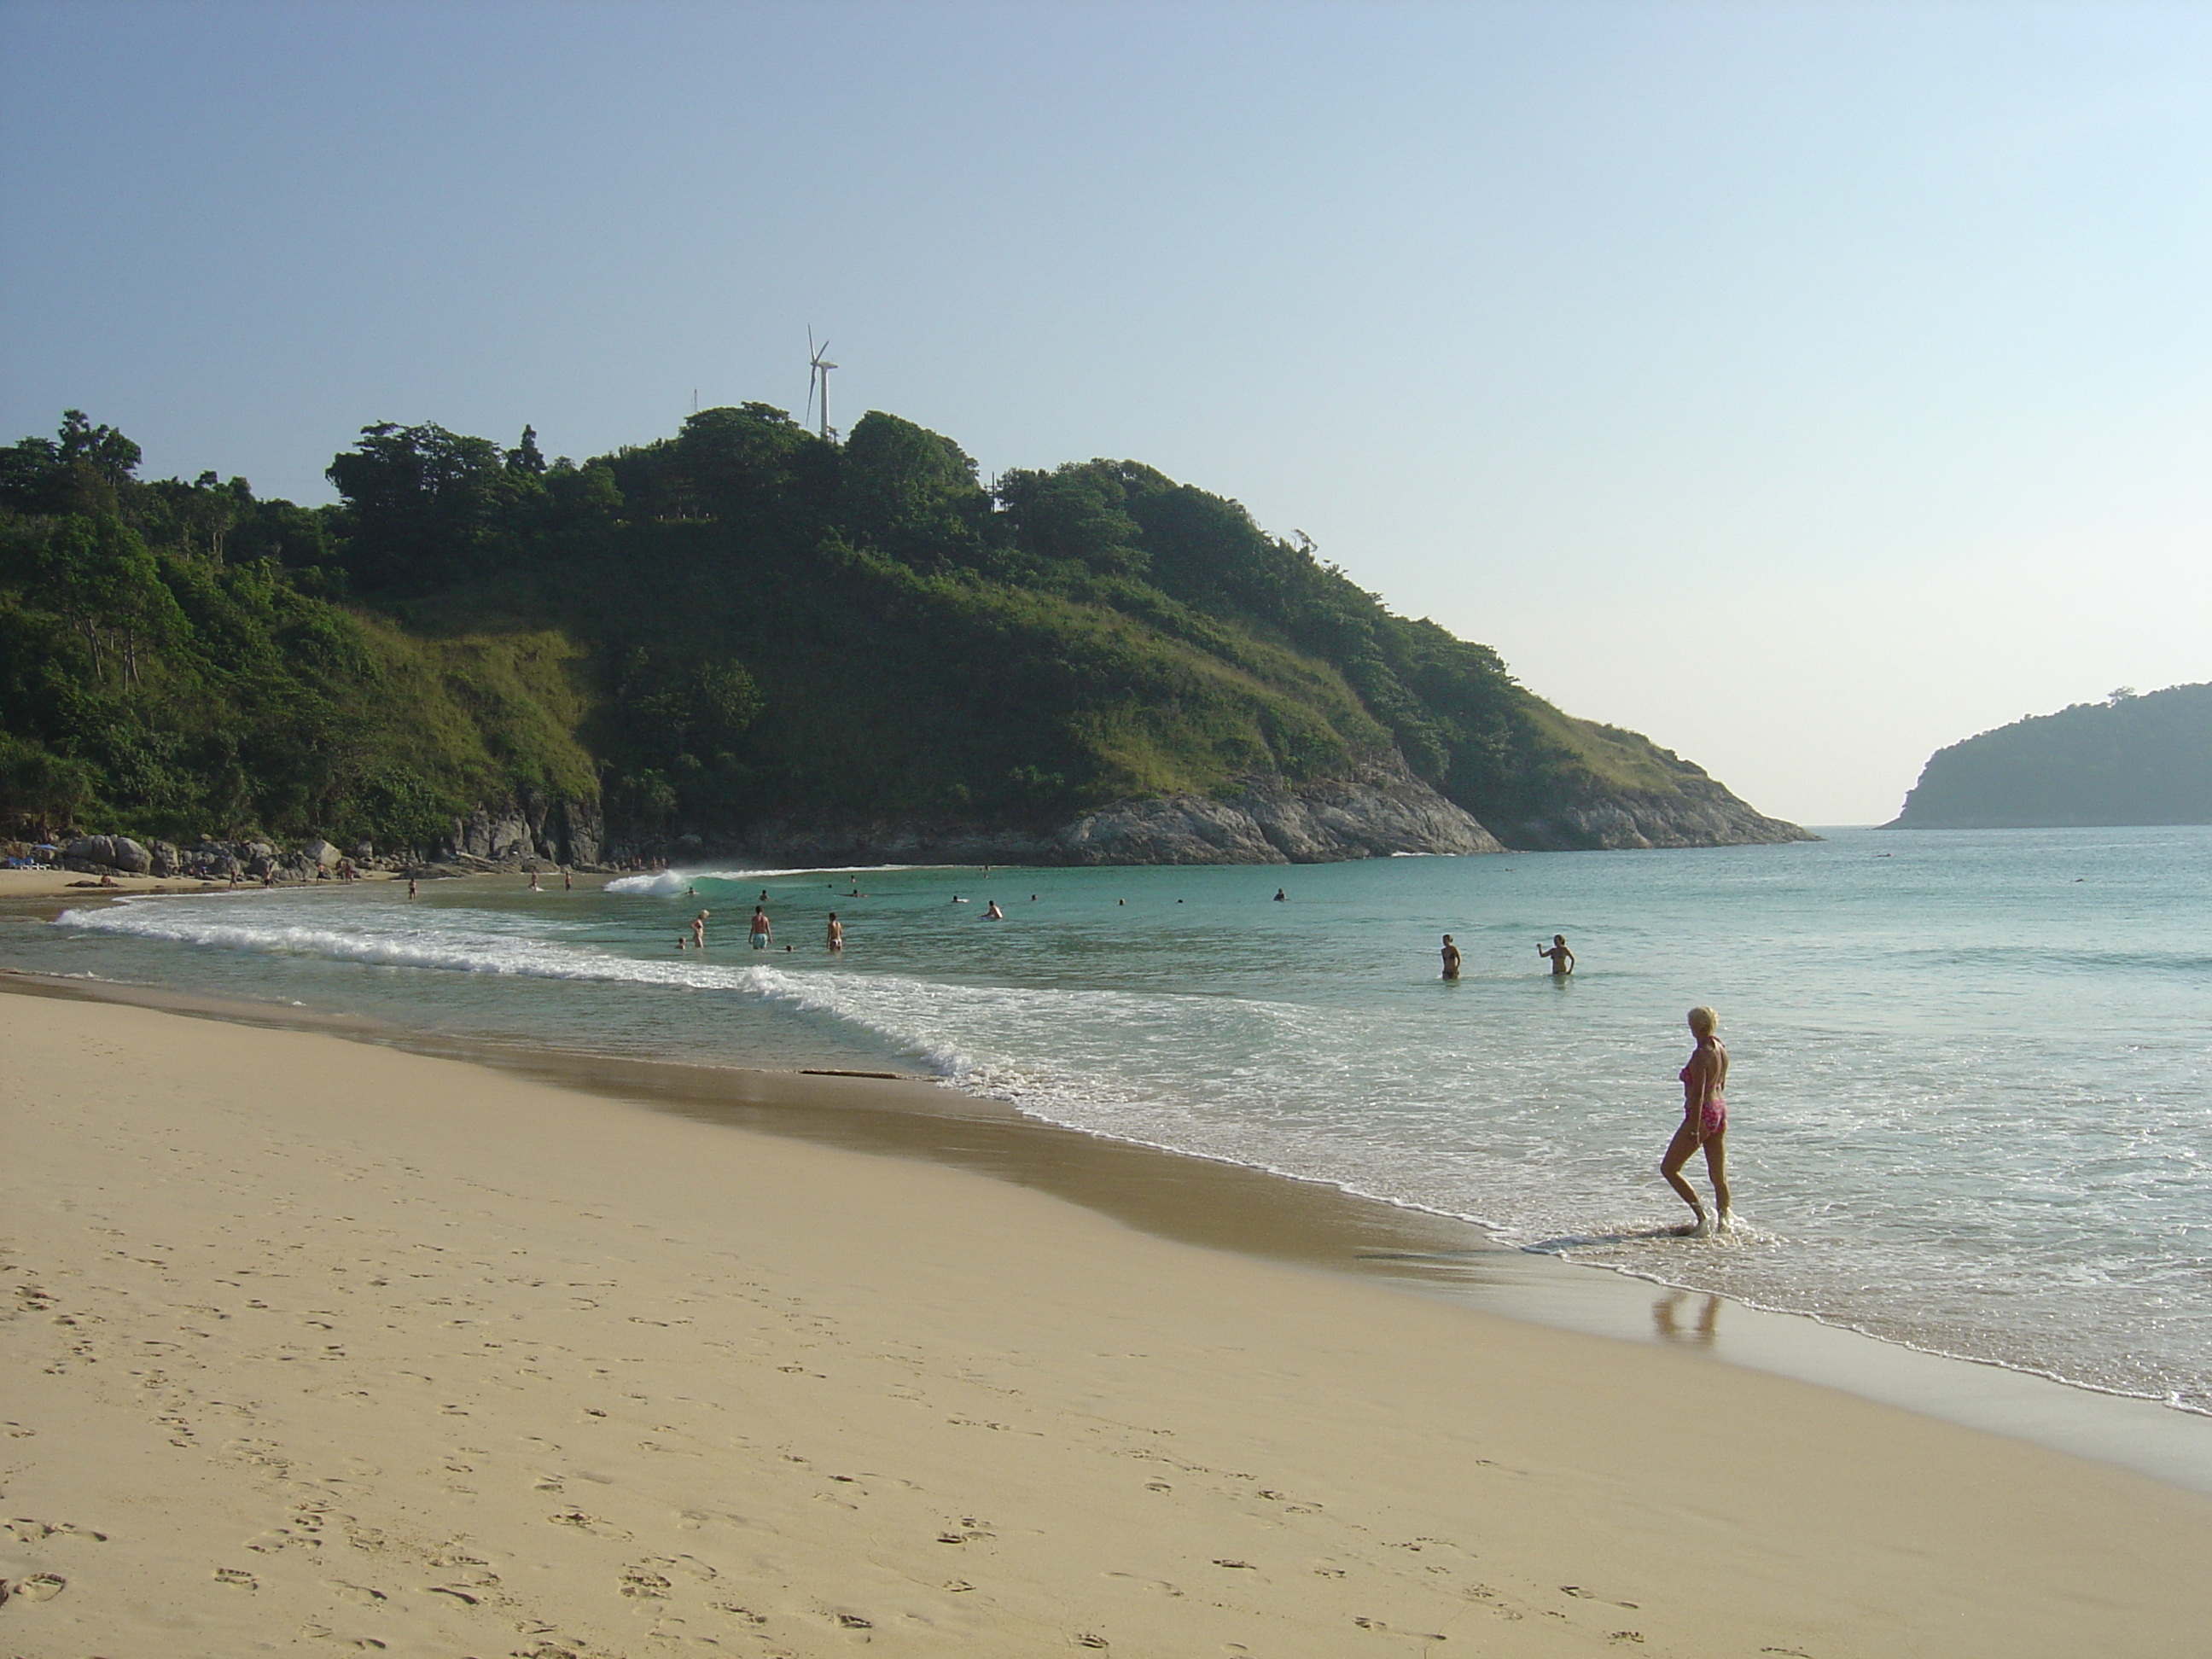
[4,0,2205,825]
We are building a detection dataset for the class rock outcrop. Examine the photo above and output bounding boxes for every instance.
[448,795,603,865]
[1482,777,1814,852]
[723,758,1503,867]
[1057,760,1504,864]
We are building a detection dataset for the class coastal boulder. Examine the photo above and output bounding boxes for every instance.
[61,834,153,874]
[301,837,341,868]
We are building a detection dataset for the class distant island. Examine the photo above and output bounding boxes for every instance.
[1,405,1810,866]
[1888,683,2212,829]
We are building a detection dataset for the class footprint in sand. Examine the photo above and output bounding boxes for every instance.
[1103,1571,1184,1598]
[547,1511,632,1541]
[8,1573,68,1603]
[8,1517,108,1543]
[212,1567,257,1589]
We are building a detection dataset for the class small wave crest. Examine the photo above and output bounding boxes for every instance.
[605,864,919,896]
[50,899,998,1079]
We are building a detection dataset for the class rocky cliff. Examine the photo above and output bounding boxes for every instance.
[1485,777,1815,851]
[723,757,1501,867]
[448,796,604,866]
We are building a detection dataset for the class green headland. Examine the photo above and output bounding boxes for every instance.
[3,405,1809,864]
[1889,684,2212,829]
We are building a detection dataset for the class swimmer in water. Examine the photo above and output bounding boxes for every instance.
[528,870,541,892]
[952,895,969,904]
[1440,934,1461,980]
[1538,934,1575,976]
[692,910,708,949]
[1661,1005,1732,1237]
[407,877,417,899]
[826,911,843,951]
[1273,888,1286,902]
[985,899,1004,919]
[748,905,771,949]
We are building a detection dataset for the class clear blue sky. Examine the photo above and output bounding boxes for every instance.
[4,0,2205,824]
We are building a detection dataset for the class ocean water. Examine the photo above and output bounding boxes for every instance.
[10,826,2209,1415]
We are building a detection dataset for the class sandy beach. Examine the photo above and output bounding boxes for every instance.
[4,990,2210,1658]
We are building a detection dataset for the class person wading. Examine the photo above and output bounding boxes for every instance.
[1660,1005,1732,1237]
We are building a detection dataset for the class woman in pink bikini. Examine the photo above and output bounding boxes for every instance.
[1660,1005,1732,1237]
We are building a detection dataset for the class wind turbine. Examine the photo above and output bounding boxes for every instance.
[805,329,838,442]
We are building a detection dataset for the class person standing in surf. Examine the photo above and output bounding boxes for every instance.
[1440,934,1462,980]
[1538,934,1575,975]
[825,911,843,951]
[1661,1005,1732,1237]
[748,905,771,949]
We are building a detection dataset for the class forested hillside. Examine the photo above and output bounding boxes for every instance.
[1889,684,2212,828]
[1,405,1807,859]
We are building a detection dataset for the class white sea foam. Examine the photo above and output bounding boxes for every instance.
[605,864,923,895]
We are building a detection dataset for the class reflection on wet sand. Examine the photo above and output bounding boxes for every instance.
[1654,1289,1722,1347]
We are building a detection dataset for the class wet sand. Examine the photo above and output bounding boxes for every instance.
[5,986,2211,1656]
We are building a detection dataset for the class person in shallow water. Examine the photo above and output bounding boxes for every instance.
[985,899,1004,919]
[1661,1005,1732,1237]
[691,910,708,950]
[1538,934,1575,975]
[825,911,843,951]
[1440,934,1461,980]
[748,905,771,949]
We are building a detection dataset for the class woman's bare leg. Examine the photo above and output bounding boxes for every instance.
[1702,1132,1731,1230]
[1660,1123,1707,1230]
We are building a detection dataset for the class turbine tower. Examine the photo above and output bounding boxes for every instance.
[805,329,838,442]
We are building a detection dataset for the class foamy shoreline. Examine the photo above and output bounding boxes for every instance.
[9,871,2212,1491]
[5,981,2211,1656]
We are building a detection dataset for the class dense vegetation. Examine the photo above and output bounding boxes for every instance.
[1889,684,2212,828]
[2,404,1772,852]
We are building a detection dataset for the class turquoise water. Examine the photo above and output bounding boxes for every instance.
[15,825,2209,1413]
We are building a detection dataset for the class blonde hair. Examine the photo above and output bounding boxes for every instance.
[1687,1005,1719,1038]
